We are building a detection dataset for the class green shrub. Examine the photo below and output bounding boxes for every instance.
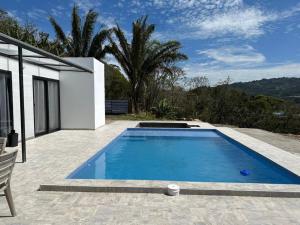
[151,99,176,119]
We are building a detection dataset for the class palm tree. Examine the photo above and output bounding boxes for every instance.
[49,5,110,59]
[107,16,187,113]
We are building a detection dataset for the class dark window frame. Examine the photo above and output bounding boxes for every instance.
[0,69,14,137]
[32,76,61,137]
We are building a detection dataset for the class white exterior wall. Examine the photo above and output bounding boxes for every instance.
[0,46,105,139]
[93,59,105,128]
[0,48,59,139]
[59,57,105,130]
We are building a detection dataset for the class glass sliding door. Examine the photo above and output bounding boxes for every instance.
[33,79,47,135]
[33,77,60,136]
[47,81,60,131]
[0,70,13,137]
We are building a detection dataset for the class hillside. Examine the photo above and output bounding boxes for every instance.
[230,77,300,104]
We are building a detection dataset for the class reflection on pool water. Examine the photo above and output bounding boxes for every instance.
[68,129,300,184]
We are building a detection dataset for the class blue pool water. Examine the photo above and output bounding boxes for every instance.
[68,129,300,184]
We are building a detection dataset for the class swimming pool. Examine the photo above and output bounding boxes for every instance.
[68,129,300,184]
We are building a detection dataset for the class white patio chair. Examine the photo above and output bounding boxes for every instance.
[0,138,7,155]
[0,149,18,216]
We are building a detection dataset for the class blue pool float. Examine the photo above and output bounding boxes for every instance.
[240,169,250,176]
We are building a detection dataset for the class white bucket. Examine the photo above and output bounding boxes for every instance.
[167,184,180,196]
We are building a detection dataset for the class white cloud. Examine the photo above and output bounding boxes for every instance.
[152,31,170,41]
[148,0,275,39]
[72,0,101,13]
[191,8,275,39]
[115,0,125,8]
[71,0,117,28]
[50,6,65,17]
[152,0,243,11]
[184,62,300,84]
[97,15,116,28]
[280,3,300,19]
[6,10,22,22]
[188,45,300,84]
[27,8,48,20]
[198,45,266,65]
[147,0,299,40]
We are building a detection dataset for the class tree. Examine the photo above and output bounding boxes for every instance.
[105,64,129,100]
[0,10,35,43]
[185,76,209,90]
[0,9,64,55]
[107,16,187,113]
[49,5,110,59]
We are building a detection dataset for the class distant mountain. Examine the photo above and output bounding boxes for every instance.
[230,77,300,104]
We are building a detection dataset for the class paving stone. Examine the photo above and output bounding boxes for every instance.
[0,121,299,224]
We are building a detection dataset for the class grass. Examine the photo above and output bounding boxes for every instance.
[106,113,160,121]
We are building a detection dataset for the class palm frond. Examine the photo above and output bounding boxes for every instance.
[49,4,109,58]
[49,17,67,43]
[89,29,111,58]
[71,5,81,56]
[114,25,131,63]
[95,45,110,59]
[82,10,98,56]
[108,25,132,78]
[49,16,71,54]
[106,42,131,78]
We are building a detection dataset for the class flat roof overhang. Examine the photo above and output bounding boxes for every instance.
[0,32,94,163]
[0,32,93,73]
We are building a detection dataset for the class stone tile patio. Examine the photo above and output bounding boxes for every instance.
[235,128,300,156]
[0,121,299,224]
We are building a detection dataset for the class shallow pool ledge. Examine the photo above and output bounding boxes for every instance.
[39,180,300,198]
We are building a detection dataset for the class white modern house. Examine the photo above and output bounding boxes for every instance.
[0,33,106,162]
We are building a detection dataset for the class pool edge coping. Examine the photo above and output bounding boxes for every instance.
[39,123,300,197]
[39,180,300,198]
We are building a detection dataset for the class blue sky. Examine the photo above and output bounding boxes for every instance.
[2,0,300,84]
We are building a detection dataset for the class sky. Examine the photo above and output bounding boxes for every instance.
[2,0,300,84]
